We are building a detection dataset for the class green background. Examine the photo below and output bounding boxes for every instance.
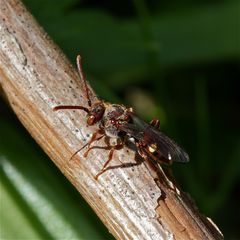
[1,0,239,239]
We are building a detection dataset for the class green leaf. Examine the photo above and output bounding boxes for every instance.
[0,107,114,240]
[0,179,42,240]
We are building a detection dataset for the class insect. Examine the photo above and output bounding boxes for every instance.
[53,55,189,179]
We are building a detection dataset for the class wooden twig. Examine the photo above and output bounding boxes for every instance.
[0,1,223,239]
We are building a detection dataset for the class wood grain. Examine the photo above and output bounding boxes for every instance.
[0,0,223,239]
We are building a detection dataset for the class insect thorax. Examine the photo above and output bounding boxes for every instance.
[102,103,128,138]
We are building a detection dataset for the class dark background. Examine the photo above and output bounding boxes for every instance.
[1,0,239,239]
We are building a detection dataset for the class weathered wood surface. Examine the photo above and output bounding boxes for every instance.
[0,0,223,239]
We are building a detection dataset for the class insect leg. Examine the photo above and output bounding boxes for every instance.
[135,140,149,159]
[95,138,124,180]
[83,129,105,157]
[83,134,105,157]
[137,146,148,159]
[70,128,103,160]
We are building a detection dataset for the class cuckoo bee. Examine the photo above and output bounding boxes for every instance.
[53,55,189,179]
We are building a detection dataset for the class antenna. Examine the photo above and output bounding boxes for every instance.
[76,55,92,107]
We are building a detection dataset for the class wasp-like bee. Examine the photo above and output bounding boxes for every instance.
[53,55,189,179]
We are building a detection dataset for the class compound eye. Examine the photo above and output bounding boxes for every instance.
[92,105,105,121]
[87,115,96,125]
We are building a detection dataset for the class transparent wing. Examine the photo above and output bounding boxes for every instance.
[119,113,189,163]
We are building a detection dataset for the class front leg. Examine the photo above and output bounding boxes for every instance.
[70,128,104,160]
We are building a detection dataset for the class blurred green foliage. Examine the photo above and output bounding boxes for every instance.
[1,0,239,239]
